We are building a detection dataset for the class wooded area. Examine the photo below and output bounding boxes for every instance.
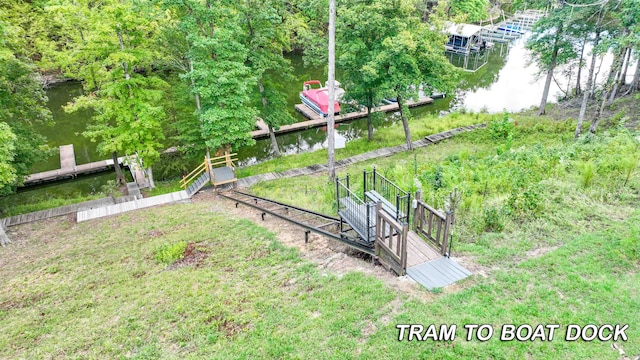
[0,0,639,195]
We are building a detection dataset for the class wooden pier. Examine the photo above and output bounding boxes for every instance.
[250,97,433,139]
[23,145,148,188]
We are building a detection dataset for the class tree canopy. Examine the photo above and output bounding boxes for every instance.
[0,18,50,194]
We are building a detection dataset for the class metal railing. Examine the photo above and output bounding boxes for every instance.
[363,167,411,224]
[336,174,376,243]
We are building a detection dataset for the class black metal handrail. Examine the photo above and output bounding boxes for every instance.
[363,167,411,224]
[336,174,376,243]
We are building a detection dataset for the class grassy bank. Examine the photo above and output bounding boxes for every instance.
[0,195,638,358]
[236,111,492,178]
[249,115,640,267]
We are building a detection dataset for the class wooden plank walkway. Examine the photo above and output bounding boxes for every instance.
[76,190,190,222]
[406,231,441,268]
[238,123,486,189]
[0,196,138,227]
[250,97,434,139]
[24,145,148,189]
[24,146,126,186]
[406,257,472,290]
[59,144,76,171]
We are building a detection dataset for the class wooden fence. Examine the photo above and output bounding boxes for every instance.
[374,203,408,275]
[414,199,455,256]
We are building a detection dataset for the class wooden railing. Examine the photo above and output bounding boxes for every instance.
[374,203,408,276]
[414,200,454,256]
[180,158,208,189]
[208,152,238,169]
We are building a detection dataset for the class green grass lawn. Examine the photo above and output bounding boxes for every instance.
[0,198,638,358]
[1,109,639,358]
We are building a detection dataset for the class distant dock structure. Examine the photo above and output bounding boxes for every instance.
[479,9,546,43]
[251,96,434,139]
[23,145,148,189]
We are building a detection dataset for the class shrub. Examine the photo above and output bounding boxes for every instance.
[481,207,504,232]
[489,112,514,141]
[578,161,597,188]
[154,241,187,264]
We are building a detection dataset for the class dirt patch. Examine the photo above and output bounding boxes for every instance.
[167,242,207,270]
[525,245,560,258]
[192,189,466,300]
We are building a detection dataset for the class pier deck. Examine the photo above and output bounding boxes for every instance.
[250,97,433,139]
[24,145,147,188]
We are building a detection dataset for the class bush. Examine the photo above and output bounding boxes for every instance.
[489,112,515,141]
[481,207,504,233]
[578,161,597,188]
[154,241,187,264]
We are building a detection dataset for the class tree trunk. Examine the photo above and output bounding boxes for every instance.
[190,61,202,111]
[397,92,413,150]
[366,94,373,141]
[607,46,628,106]
[538,26,561,115]
[146,167,155,189]
[623,58,640,96]
[0,223,10,247]
[575,29,600,138]
[592,48,625,133]
[117,30,131,81]
[326,0,336,181]
[575,33,588,96]
[268,125,280,156]
[112,151,126,185]
[619,47,631,87]
[257,78,281,157]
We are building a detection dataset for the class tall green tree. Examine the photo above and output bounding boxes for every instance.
[336,0,390,141]
[448,0,488,23]
[351,0,458,150]
[241,0,295,157]
[159,0,256,157]
[526,5,577,115]
[60,0,168,186]
[0,18,50,196]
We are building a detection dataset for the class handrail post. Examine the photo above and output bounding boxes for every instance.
[406,192,411,224]
[442,211,452,256]
[373,166,377,192]
[346,173,350,189]
[395,193,400,222]
[413,190,422,231]
[363,168,367,195]
[335,177,340,212]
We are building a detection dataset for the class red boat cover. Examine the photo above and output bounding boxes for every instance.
[302,88,341,114]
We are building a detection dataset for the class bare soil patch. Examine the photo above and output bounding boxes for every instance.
[193,189,468,299]
[167,242,208,270]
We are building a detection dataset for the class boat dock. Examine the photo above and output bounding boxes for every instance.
[479,9,546,43]
[251,97,434,139]
[23,145,148,188]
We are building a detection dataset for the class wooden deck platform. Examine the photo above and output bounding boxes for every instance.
[76,190,190,222]
[406,257,472,290]
[24,144,127,186]
[23,145,148,188]
[406,231,441,267]
[59,144,76,171]
[250,97,434,139]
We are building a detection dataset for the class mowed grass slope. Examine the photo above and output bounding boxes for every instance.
[1,115,639,358]
[0,201,638,357]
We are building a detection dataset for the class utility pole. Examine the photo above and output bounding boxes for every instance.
[327,0,336,181]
